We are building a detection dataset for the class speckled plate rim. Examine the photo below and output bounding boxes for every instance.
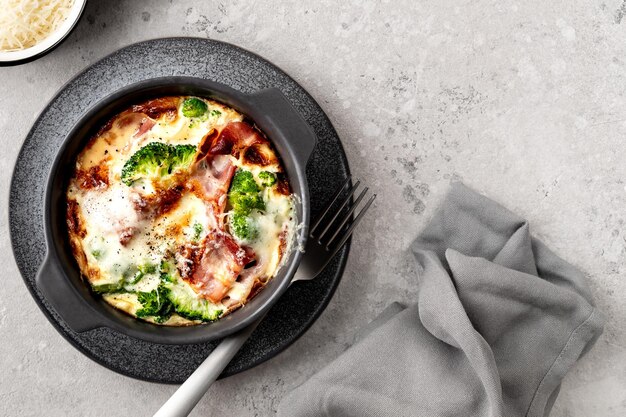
[9,37,352,383]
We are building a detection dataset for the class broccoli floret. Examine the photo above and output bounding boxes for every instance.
[176,307,222,322]
[121,142,197,186]
[258,171,277,187]
[91,281,124,294]
[127,263,158,284]
[227,169,265,241]
[140,264,157,274]
[166,282,223,322]
[136,284,174,323]
[192,222,203,240]
[228,170,265,214]
[230,170,260,194]
[120,142,170,185]
[181,98,208,118]
[88,236,106,260]
[92,262,159,294]
[159,260,176,283]
[229,212,258,241]
[108,262,158,287]
[210,109,222,117]
[229,192,265,214]
[169,144,197,173]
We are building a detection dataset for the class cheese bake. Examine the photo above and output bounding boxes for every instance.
[66,96,296,325]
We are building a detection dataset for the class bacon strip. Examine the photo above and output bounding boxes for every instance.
[66,199,87,239]
[211,121,265,157]
[134,117,156,138]
[131,97,180,121]
[75,165,109,190]
[187,155,236,230]
[178,232,255,303]
[114,112,156,139]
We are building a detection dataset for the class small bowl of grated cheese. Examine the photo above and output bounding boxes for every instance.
[0,0,86,66]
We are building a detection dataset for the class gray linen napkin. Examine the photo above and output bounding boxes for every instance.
[278,182,604,417]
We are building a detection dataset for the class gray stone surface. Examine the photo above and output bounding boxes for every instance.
[1,0,625,416]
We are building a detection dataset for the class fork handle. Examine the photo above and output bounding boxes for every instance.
[152,316,264,417]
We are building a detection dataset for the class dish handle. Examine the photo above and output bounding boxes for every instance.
[36,253,103,333]
[249,88,317,165]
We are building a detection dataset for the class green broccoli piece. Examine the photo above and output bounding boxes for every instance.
[140,264,157,274]
[228,212,258,241]
[210,109,222,117]
[169,144,197,174]
[121,142,197,186]
[166,282,223,322]
[181,98,208,118]
[228,170,265,214]
[226,169,266,241]
[258,171,277,187]
[176,307,223,322]
[121,142,170,185]
[192,222,203,240]
[159,260,176,283]
[91,281,124,294]
[228,192,265,214]
[88,236,106,260]
[122,263,157,285]
[230,169,260,194]
[136,284,174,323]
[127,263,158,284]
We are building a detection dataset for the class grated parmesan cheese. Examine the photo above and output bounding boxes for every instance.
[0,0,74,52]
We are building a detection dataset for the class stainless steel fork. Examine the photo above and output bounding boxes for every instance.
[153,178,375,417]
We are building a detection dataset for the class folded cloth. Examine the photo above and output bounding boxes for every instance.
[277,182,604,417]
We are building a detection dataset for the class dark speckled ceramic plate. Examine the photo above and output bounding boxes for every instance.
[9,38,350,383]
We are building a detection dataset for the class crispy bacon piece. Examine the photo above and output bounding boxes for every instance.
[215,121,260,156]
[275,172,291,196]
[196,129,219,161]
[178,232,255,303]
[75,165,109,190]
[230,264,265,308]
[210,121,267,159]
[242,144,273,166]
[131,97,180,121]
[118,227,136,246]
[187,155,236,230]
[114,112,156,139]
[130,184,185,218]
[134,118,156,138]
[66,199,87,239]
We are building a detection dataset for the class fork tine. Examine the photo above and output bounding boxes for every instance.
[309,176,352,236]
[329,193,376,255]
[316,180,361,241]
[324,186,369,247]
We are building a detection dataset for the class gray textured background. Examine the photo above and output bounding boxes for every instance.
[1,1,625,416]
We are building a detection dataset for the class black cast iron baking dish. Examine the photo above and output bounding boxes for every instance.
[36,76,316,345]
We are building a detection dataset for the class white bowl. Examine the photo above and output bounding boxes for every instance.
[0,0,87,66]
